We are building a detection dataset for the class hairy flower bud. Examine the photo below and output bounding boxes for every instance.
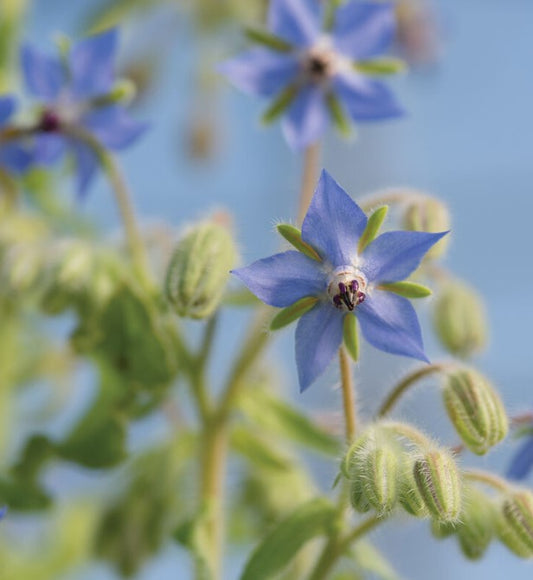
[433,281,488,358]
[431,519,457,539]
[403,196,450,259]
[497,490,533,558]
[165,221,237,319]
[399,456,430,518]
[456,486,495,560]
[413,448,462,523]
[361,445,399,515]
[443,368,508,455]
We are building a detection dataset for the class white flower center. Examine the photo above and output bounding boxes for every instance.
[299,37,349,84]
[327,266,367,312]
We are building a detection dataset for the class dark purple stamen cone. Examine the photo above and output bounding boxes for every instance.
[39,110,61,132]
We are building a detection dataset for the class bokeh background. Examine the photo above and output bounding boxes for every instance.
[2,0,533,578]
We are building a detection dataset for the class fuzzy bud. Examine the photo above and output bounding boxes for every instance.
[361,445,399,514]
[403,196,450,259]
[413,448,462,523]
[165,221,237,319]
[399,456,430,518]
[433,281,488,358]
[456,486,495,560]
[443,368,508,455]
[497,490,533,558]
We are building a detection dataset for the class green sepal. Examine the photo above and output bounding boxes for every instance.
[245,28,292,52]
[240,499,336,580]
[354,57,407,76]
[270,296,319,331]
[379,281,432,299]
[343,315,359,362]
[262,85,299,124]
[326,92,352,137]
[358,206,388,254]
[276,223,322,261]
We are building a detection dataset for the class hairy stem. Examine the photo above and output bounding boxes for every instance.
[298,142,321,224]
[339,346,357,443]
[465,469,510,493]
[377,363,449,418]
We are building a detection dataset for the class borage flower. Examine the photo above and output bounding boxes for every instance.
[508,418,533,481]
[220,0,404,149]
[233,171,447,391]
[0,95,33,174]
[22,29,147,195]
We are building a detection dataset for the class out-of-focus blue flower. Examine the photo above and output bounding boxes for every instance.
[233,170,446,391]
[22,29,147,196]
[0,95,33,174]
[0,505,6,520]
[220,0,404,150]
[508,420,533,481]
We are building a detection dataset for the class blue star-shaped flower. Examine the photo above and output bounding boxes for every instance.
[220,0,403,150]
[0,95,34,174]
[22,28,147,196]
[508,420,533,481]
[233,170,446,391]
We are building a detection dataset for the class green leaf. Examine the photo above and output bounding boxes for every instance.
[379,281,432,298]
[358,206,388,253]
[0,478,52,512]
[245,28,292,52]
[240,499,336,580]
[276,224,322,261]
[351,540,402,580]
[240,389,341,456]
[232,427,291,471]
[354,57,407,76]
[270,296,319,331]
[262,85,299,124]
[343,315,359,362]
[326,92,352,137]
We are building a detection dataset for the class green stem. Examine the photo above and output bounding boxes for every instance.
[307,515,383,580]
[298,142,321,224]
[339,346,357,443]
[464,469,510,493]
[359,188,426,213]
[376,363,448,418]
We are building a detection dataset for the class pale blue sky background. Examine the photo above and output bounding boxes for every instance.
[19,0,533,578]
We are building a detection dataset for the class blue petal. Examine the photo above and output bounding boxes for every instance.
[0,95,16,127]
[219,49,299,98]
[361,230,447,283]
[82,106,148,150]
[333,2,395,59]
[0,143,34,175]
[21,45,64,101]
[295,303,343,392]
[0,505,6,520]
[333,73,404,121]
[508,437,533,481]
[72,142,99,197]
[232,250,326,308]
[268,0,322,47]
[34,133,67,165]
[281,86,329,150]
[357,289,428,362]
[69,28,118,99]
[301,170,367,266]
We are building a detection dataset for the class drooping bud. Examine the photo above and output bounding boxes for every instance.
[430,519,457,539]
[403,196,450,259]
[413,448,462,523]
[165,220,237,319]
[398,456,430,518]
[497,490,533,558]
[360,444,399,515]
[342,429,375,513]
[456,486,495,560]
[433,280,488,358]
[443,368,508,455]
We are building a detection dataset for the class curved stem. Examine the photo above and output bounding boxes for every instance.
[339,347,357,443]
[464,469,510,493]
[379,420,433,449]
[377,363,449,418]
[359,187,427,213]
[298,142,321,224]
[307,515,384,580]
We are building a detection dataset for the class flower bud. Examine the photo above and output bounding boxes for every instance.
[399,456,430,518]
[431,519,456,539]
[1,243,44,292]
[403,196,450,259]
[413,448,462,523]
[165,221,237,319]
[443,368,508,455]
[343,429,376,513]
[361,445,399,514]
[497,490,533,558]
[456,486,495,560]
[433,281,488,358]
